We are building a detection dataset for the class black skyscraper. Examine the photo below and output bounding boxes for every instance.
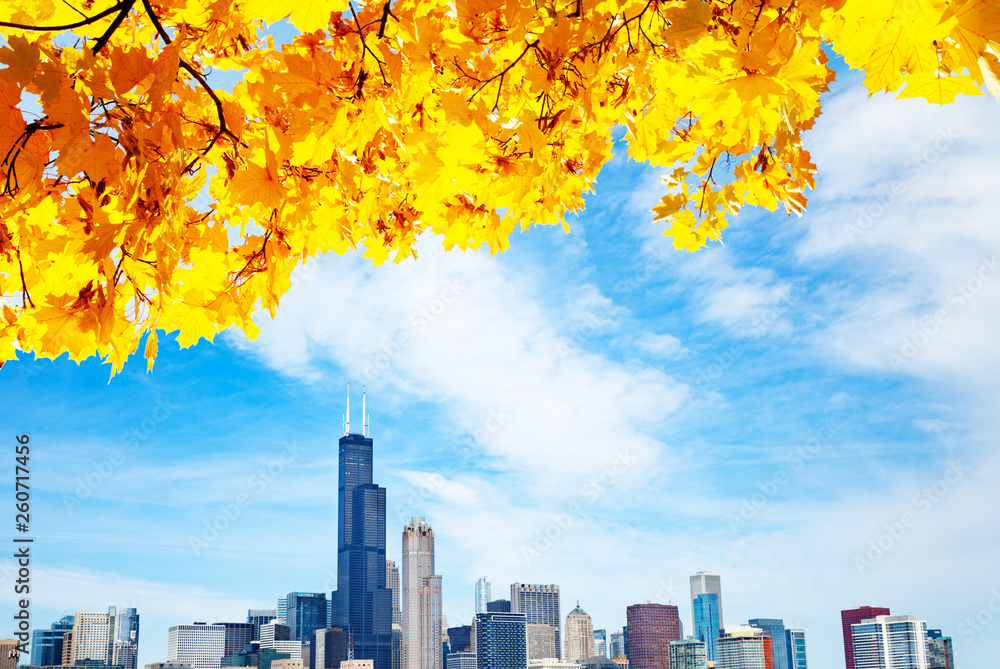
[331,390,392,669]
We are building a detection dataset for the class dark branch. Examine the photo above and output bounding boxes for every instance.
[91,0,136,55]
[0,0,128,31]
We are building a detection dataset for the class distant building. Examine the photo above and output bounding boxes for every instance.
[748,619,787,669]
[222,625,255,659]
[248,612,278,643]
[474,613,527,669]
[314,629,348,669]
[526,660,577,669]
[340,662,374,669]
[667,640,706,669]
[526,626,557,661]
[271,661,304,669]
[580,657,616,669]
[485,602,510,614]
[32,616,76,667]
[286,595,329,645]
[840,607,890,669]
[113,641,138,669]
[593,630,607,659]
[625,605,681,669]
[261,624,292,649]
[511,585,561,660]
[329,398,393,669]
[145,663,194,669]
[565,605,595,663]
[475,580,491,615]
[785,630,806,669]
[851,615,929,669]
[1,639,19,669]
[270,642,302,659]
[445,653,476,669]
[446,628,471,655]
[225,643,291,669]
[168,624,226,669]
[402,517,443,669]
[926,630,953,669]
[609,633,625,660]
[689,574,724,636]
[692,595,720,662]
[73,609,119,665]
[715,630,773,669]
[387,562,402,628]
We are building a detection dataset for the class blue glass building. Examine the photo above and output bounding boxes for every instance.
[31,616,75,666]
[749,619,788,669]
[693,594,720,662]
[474,613,527,669]
[286,593,329,644]
[330,420,392,669]
[785,629,807,669]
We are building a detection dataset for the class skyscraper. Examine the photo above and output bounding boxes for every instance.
[593,630,607,659]
[388,562,402,627]
[925,630,952,669]
[850,615,929,669]
[287,594,330,645]
[486,601,511,614]
[564,605,595,663]
[668,640,707,669]
[748,619,787,669]
[475,579,491,615]
[784,630,806,669]
[693,595,720,662]
[511,584,561,659]
[474,613,527,669]
[314,628,348,669]
[525,625,556,661]
[609,633,625,660]
[624,605,681,669]
[840,607,890,669]
[689,573,723,637]
[167,624,226,669]
[31,616,75,667]
[331,388,393,669]
[72,608,118,665]
[403,517,443,669]
[112,609,140,669]
[248,611,278,642]
[222,624,255,658]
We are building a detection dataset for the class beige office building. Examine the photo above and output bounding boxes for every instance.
[564,605,595,663]
[402,517,442,669]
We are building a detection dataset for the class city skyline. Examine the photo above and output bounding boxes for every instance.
[5,61,999,669]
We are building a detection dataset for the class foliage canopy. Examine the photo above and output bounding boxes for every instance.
[1,0,997,370]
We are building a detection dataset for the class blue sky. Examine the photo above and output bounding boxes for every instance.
[4,52,1000,669]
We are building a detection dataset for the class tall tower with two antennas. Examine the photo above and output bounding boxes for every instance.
[332,385,391,669]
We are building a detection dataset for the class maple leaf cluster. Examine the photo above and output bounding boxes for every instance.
[0,0,997,371]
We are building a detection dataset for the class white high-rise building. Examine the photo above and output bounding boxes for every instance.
[475,578,490,615]
[260,622,292,649]
[851,615,929,669]
[167,624,225,669]
[403,517,442,669]
[689,573,724,636]
[71,608,116,664]
[564,605,595,663]
[511,584,561,660]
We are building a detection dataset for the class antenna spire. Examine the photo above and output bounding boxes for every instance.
[345,384,351,436]
[362,387,367,437]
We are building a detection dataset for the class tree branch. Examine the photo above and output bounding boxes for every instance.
[91,0,136,55]
[0,0,128,31]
